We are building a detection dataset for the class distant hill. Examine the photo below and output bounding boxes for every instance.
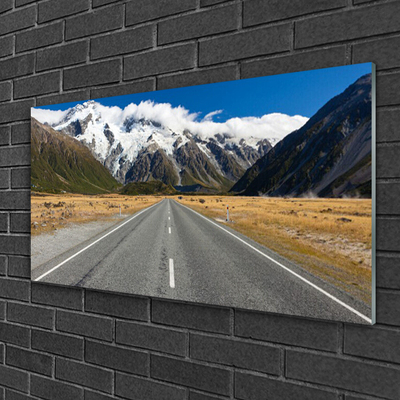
[120,181,177,196]
[31,118,121,194]
[231,74,372,198]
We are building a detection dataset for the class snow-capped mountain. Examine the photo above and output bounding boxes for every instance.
[33,100,307,190]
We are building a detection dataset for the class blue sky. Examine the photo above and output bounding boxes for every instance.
[36,63,372,120]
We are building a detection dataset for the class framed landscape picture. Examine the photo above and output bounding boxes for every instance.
[31,63,376,324]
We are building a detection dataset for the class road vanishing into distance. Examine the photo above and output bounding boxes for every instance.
[32,199,372,324]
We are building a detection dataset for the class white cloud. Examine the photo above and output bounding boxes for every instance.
[31,108,70,125]
[32,100,308,145]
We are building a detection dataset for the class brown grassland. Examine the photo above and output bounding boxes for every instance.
[175,196,372,304]
[31,193,161,235]
[31,193,372,304]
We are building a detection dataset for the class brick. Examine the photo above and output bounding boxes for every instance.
[377,218,400,252]
[31,375,83,400]
[126,0,197,26]
[286,350,400,399]
[0,365,28,392]
[64,60,121,90]
[14,71,60,99]
[66,5,123,41]
[85,340,148,375]
[93,0,119,7]
[8,302,54,329]
[116,321,186,356]
[354,36,400,71]
[124,43,196,80]
[376,289,400,326]
[37,89,89,107]
[38,0,90,23]
[0,235,29,256]
[158,5,238,45]
[377,72,400,107]
[151,355,231,396]
[241,46,346,79]
[0,278,29,300]
[377,108,400,143]
[91,79,155,99]
[191,334,280,375]
[377,182,400,215]
[10,213,30,233]
[3,390,34,400]
[6,346,53,376]
[11,168,30,189]
[57,310,113,341]
[91,25,153,60]
[235,310,338,351]
[0,54,34,81]
[0,256,6,275]
[0,322,29,347]
[85,289,148,320]
[8,256,30,278]
[0,101,34,124]
[244,0,346,26]
[345,325,400,364]
[16,23,63,53]
[0,82,11,102]
[295,2,400,48]
[378,146,400,178]
[16,0,36,5]
[376,255,400,290]
[0,301,5,319]
[0,7,35,36]
[201,0,227,6]
[56,358,113,393]
[37,41,88,72]
[0,213,7,232]
[189,392,222,400]
[235,372,337,400]
[32,282,83,310]
[199,24,291,66]
[0,37,13,59]
[0,147,31,167]
[0,190,29,209]
[0,126,10,146]
[84,391,114,400]
[11,123,30,145]
[116,373,186,400]
[0,0,12,13]
[32,329,84,360]
[158,65,237,90]
[152,300,230,334]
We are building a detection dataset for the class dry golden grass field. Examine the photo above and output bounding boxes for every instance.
[175,196,372,304]
[31,193,161,236]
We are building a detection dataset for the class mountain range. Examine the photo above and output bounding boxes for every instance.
[231,73,372,198]
[32,73,372,198]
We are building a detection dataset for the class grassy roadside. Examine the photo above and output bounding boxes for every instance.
[31,193,161,236]
[175,195,372,304]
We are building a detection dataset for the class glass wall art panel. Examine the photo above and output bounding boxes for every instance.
[31,63,376,324]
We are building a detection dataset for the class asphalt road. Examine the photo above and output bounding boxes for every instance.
[32,199,372,324]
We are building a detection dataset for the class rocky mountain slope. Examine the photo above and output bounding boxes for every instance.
[231,74,372,198]
[38,101,299,191]
[31,118,120,194]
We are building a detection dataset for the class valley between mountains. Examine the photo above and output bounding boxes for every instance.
[31,73,373,323]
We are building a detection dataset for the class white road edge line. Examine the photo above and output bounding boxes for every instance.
[34,200,163,282]
[169,258,175,288]
[169,227,171,234]
[178,201,371,323]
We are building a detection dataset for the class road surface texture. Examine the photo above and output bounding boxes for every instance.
[32,199,371,324]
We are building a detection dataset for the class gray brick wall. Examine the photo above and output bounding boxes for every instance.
[0,0,399,399]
